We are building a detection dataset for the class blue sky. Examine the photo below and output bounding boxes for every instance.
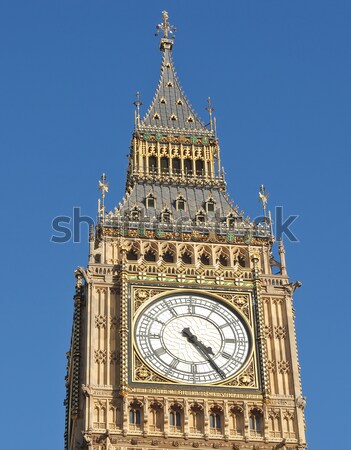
[1,1,350,449]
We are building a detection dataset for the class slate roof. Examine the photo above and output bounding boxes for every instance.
[140,44,210,133]
[119,182,240,222]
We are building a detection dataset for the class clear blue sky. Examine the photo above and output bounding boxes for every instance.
[1,1,350,449]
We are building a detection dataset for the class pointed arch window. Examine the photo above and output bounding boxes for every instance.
[160,97,166,104]
[209,407,223,435]
[167,81,173,87]
[176,99,183,105]
[187,116,194,123]
[219,254,228,267]
[130,206,140,221]
[175,195,186,211]
[149,156,157,174]
[129,400,142,431]
[189,404,203,434]
[161,208,171,223]
[205,197,216,213]
[181,252,192,264]
[149,402,163,433]
[160,156,169,173]
[184,158,192,175]
[249,409,263,437]
[200,253,210,265]
[227,213,236,227]
[172,157,181,174]
[144,249,156,262]
[153,113,160,120]
[146,193,156,209]
[170,114,177,121]
[127,248,138,261]
[229,406,244,437]
[195,211,206,224]
[196,160,204,176]
[162,251,174,263]
[169,410,182,431]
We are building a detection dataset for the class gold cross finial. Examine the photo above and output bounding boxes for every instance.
[162,11,169,38]
[155,11,176,40]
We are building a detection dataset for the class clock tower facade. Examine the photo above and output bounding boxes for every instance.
[65,12,307,450]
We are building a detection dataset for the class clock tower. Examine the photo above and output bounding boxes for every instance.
[64,11,307,450]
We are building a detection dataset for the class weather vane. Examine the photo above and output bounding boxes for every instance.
[155,11,176,40]
[258,184,269,218]
[98,173,109,219]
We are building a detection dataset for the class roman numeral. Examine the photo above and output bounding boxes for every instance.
[154,347,166,357]
[170,358,179,369]
[168,307,178,317]
[221,352,231,359]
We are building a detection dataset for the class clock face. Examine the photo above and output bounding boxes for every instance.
[134,293,251,384]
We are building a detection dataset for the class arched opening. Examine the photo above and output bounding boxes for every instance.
[184,159,192,175]
[127,248,138,261]
[149,156,157,173]
[229,407,244,436]
[161,157,169,173]
[209,407,222,435]
[181,253,192,264]
[249,409,263,437]
[189,404,203,434]
[145,250,156,262]
[163,251,174,263]
[172,158,181,174]
[169,409,182,432]
[149,404,163,432]
[219,254,228,266]
[196,160,204,175]
[200,254,210,265]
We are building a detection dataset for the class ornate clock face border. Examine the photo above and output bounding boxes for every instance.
[128,284,259,390]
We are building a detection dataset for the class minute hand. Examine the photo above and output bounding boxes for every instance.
[182,328,226,379]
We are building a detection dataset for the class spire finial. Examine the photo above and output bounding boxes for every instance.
[205,97,215,132]
[155,11,176,51]
[98,173,109,220]
[258,184,269,218]
[133,91,142,128]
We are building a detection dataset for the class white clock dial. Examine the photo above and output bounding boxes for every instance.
[134,293,251,384]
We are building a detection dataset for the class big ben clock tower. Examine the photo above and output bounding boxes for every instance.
[64,11,307,450]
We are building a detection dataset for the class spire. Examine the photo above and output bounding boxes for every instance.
[155,10,176,52]
[140,11,212,134]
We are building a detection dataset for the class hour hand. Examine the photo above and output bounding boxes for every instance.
[181,328,214,355]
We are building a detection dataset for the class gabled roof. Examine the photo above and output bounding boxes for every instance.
[140,40,210,133]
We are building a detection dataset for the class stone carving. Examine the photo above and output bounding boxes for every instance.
[225,359,256,388]
[296,396,307,410]
[109,351,119,363]
[274,439,287,450]
[278,360,290,374]
[274,326,287,339]
[263,325,273,338]
[110,316,118,328]
[95,315,107,328]
[267,360,276,372]
[220,293,251,320]
[94,349,107,364]
[134,353,166,382]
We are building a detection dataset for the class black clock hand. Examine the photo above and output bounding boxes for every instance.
[181,328,225,379]
[182,328,214,355]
